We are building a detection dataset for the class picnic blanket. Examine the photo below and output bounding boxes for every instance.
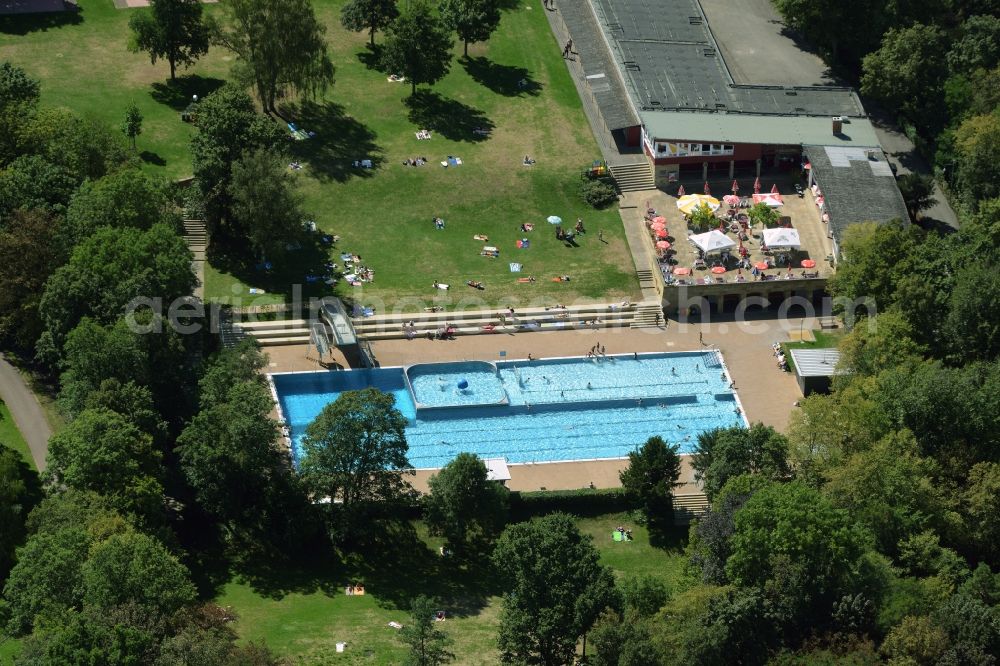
[612,531,623,542]
[509,262,522,273]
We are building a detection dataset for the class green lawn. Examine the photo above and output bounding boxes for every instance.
[781,329,844,372]
[0,402,35,470]
[218,514,685,664]
[1,0,640,310]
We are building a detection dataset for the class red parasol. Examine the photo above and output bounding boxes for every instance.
[711,266,726,274]
[655,228,668,238]
[801,259,816,268]
[677,185,686,196]
[753,176,761,194]
[673,267,691,276]
[770,183,779,194]
[655,240,671,250]
[703,181,711,195]
[652,216,666,224]
[650,221,666,231]
[754,261,769,270]
[731,179,739,194]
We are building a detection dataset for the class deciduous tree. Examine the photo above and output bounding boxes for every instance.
[37,223,195,360]
[341,0,399,46]
[399,595,454,666]
[44,408,164,523]
[381,0,454,95]
[492,513,618,665]
[300,388,414,536]
[214,0,335,114]
[128,0,210,80]
[65,167,174,244]
[121,101,143,151]
[0,446,41,584]
[424,452,508,560]
[861,24,949,133]
[230,148,306,261]
[439,0,501,57]
[189,85,285,225]
[0,209,67,350]
[619,435,681,537]
[82,531,197,616]
[691,424,790,501]
[726,482,869,602]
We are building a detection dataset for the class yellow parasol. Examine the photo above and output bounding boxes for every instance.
[676,194,720,216]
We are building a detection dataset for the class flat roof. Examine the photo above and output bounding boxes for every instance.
[804,145,909,244]
[789,349,845,377]
[591,0,865,117]
[642,112,880,147]
[483,457,512,482]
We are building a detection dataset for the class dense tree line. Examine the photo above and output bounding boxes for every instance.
[772,0,1000,210]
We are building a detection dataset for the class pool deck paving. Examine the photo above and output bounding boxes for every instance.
[265,316,807,492]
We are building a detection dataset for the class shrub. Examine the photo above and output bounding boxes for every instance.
[580,178,618,209]
[748,202,780,228]
[688,204,718,233]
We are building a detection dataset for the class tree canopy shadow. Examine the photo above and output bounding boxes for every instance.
[462,57,541,97]
[404,91,494,143]
[140,151,166,166]
[341,520,495,617]
[150,74,226,111]
[205,226,343,304]
[284,100,383,183]
[356,44,390,73]
[0,3,82,35]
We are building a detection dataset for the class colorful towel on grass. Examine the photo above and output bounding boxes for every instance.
[509,262,522,273]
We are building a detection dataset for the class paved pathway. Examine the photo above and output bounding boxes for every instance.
[869,111,959,230]
[0,354,51,471]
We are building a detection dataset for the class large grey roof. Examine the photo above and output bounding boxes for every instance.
[804,145,909,244]
[558,0,639,130]
[590,0,865,118]
[789,349,844,377]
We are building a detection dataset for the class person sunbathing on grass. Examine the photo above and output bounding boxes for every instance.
[466,280,484,289]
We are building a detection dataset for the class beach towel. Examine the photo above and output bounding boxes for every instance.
[474,234,489,241]
[248,288,265,295]
[516,239,530,249]
[388,622,403,629]
[509,262,522,273]
[612,531,623,542]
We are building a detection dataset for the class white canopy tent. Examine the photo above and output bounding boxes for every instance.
[762,227,801,249]
[690,230,737,255]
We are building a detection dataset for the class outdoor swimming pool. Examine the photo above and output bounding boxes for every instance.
[270,352,746,469]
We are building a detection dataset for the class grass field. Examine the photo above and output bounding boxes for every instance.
[1,0,640,310]
[0,402,34,470]
[218,514,686,664]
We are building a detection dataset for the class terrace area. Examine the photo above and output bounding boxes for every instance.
[631,177,835,287]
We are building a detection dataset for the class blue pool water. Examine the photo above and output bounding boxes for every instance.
[271,352,745,469]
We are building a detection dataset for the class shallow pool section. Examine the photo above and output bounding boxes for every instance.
[406,361,507,408]
[271,352,745,468]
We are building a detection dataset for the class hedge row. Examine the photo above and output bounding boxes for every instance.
[508,487,629,521]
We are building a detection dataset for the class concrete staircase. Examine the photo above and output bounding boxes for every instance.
[232,319,312,347]
[635,268,657,292]
[610,162,655,193]
[182,219,207,261]
[350,302,653,341]
[673,493,710,524]
[630,302,664,329]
